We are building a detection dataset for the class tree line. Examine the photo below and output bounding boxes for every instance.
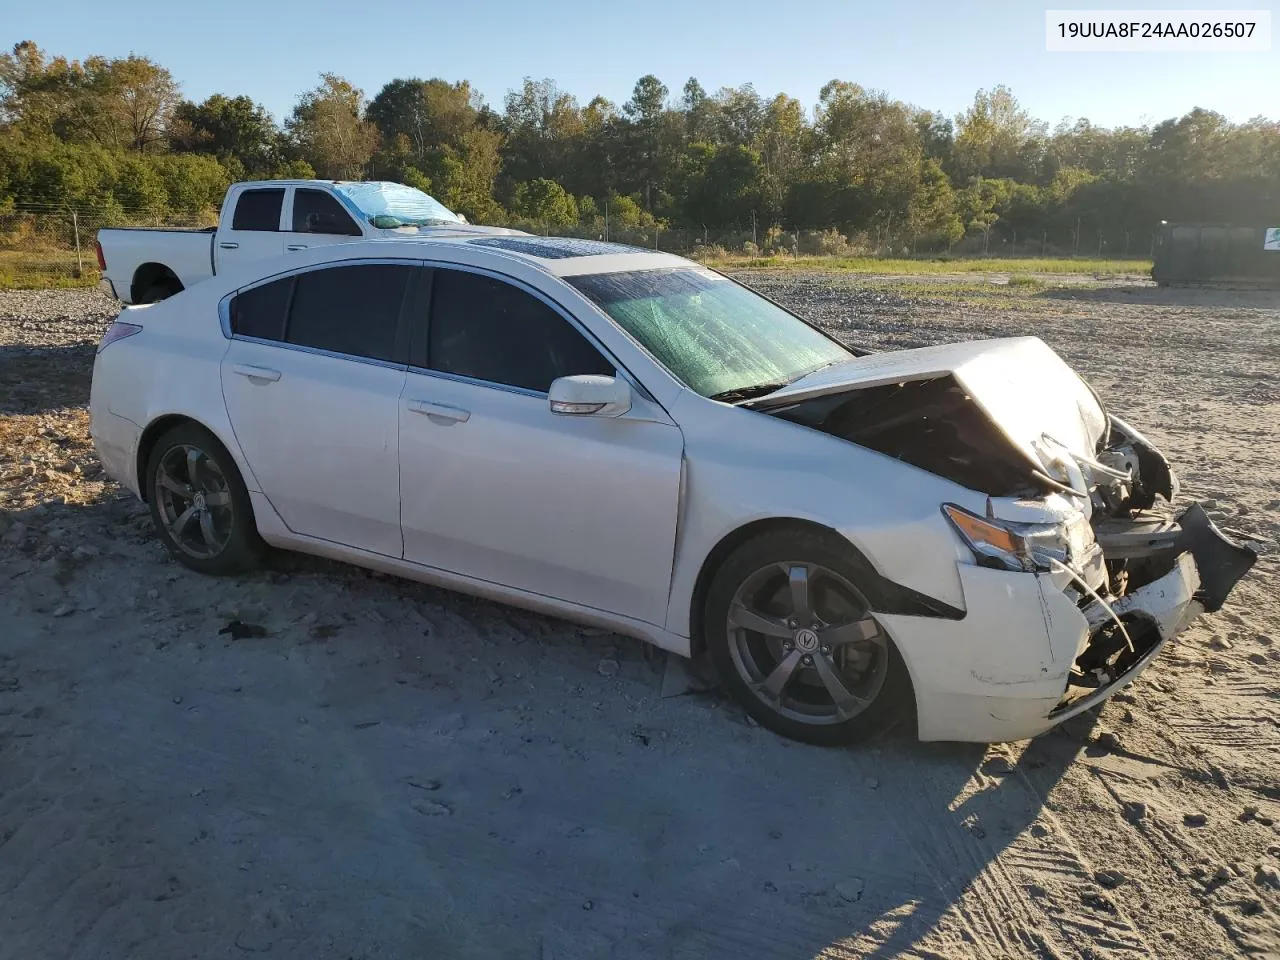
[3,40,1279,253]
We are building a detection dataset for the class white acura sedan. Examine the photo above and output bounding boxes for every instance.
[89,236,1256,745]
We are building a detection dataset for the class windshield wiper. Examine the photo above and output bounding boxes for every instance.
[709,381,790,404]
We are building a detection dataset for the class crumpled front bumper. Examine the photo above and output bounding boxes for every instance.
[1047,502,1256,726]
[880,502,1256,743]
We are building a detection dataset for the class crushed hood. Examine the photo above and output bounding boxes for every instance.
[751,337,1108,481]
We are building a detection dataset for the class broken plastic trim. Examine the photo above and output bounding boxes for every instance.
[1174,503,1257,613]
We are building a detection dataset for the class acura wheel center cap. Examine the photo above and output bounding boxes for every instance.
[193,492,207,511]
[794,628,819,653]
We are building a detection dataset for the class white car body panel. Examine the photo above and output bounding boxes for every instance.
[399,368,684,626]
[88,236,1253,743]
[220,339,406,557]
[661,390,978,633]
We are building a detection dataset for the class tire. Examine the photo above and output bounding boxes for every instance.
[145,422,263,575]
[704,529,915,746]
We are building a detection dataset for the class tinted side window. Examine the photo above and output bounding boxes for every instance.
[428,270,614,392]
[292,189,361,236]
[231,277,292,340]
[231,189,284,231]
[285,263,411,362]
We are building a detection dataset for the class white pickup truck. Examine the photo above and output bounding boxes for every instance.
[96,180,524,304]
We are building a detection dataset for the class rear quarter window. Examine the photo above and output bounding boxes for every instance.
[230,277,292,340]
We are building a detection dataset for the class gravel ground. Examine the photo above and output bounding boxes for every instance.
[1,278,1278,959]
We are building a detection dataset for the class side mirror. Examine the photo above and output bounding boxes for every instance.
[548,375,632,418]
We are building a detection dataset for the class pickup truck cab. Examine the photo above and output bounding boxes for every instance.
[97,180,523,303]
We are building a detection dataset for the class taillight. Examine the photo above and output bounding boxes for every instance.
[95,240,106,272]
[98,320,142,353]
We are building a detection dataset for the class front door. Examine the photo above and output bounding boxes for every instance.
[220,261,415,556]
[280,186,364,257]
[398,267,684,625]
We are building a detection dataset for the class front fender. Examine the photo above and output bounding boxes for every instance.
[664,394,981,638]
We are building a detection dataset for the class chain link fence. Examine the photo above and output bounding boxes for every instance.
[0,206,214,286]
[1,205,1155,288]
[543,222,1158,261]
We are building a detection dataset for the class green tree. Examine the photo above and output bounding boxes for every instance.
[681,78,717,143]
[621,75,670,210]
[287,73,377,179]
[952,85,1042,182]
[366,77,480,163]
[501,77,585,190]
[711,84,764,148]
[153,152,232,214]
[679,142,765,227]
[169,94,280,175]
[512,177,578,225]
[90,55,181,151]
[906,158,962,247]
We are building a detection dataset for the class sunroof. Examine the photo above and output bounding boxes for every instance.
[466,236,642,259]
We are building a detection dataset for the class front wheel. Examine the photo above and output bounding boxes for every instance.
[704,529,915,746]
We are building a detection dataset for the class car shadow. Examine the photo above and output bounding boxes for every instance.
[807,714,1101,958]
[0,342,98,416]
[1,491,1120,958]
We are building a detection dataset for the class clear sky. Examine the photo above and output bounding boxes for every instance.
[6,0,1278,129]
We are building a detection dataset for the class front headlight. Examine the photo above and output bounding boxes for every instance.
[942,503,1077,572]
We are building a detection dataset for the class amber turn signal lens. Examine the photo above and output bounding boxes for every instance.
[941,504,1022,555]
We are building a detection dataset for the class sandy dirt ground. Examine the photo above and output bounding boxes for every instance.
[0,278,1277,959]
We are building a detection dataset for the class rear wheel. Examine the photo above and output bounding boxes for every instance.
[704,529,914,745]
[145,422,262,575]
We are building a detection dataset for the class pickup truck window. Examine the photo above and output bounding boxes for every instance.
[231,189,285,232]
[231,277,291,340]
[287,264,410,362]
[426,268,613,392]
[292,189,361,236]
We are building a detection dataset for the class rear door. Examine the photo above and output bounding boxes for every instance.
[220,260,415,556]
[281,187,364,257]
[217,187,286,272]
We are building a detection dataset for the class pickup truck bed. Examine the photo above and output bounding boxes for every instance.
[97,227,217,303]
[96,179,525,305]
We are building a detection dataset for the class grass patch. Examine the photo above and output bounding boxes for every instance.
[0,249,99,290]
[696,253,1151,277]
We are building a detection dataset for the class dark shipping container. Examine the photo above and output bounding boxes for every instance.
[1152,222,1280,287]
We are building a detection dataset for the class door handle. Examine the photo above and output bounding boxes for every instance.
[231,364,281,383]
[219,241,239,250]
[286,244,308,251]
[407,399,470,423]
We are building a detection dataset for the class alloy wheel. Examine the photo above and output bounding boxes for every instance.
[154,444,234,559]
[726,561,889,726]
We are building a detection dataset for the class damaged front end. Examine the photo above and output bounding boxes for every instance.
[752,337,1258,725]
[1050,491,1257,719]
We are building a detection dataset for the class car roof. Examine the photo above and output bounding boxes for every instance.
[358,235,694,277]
